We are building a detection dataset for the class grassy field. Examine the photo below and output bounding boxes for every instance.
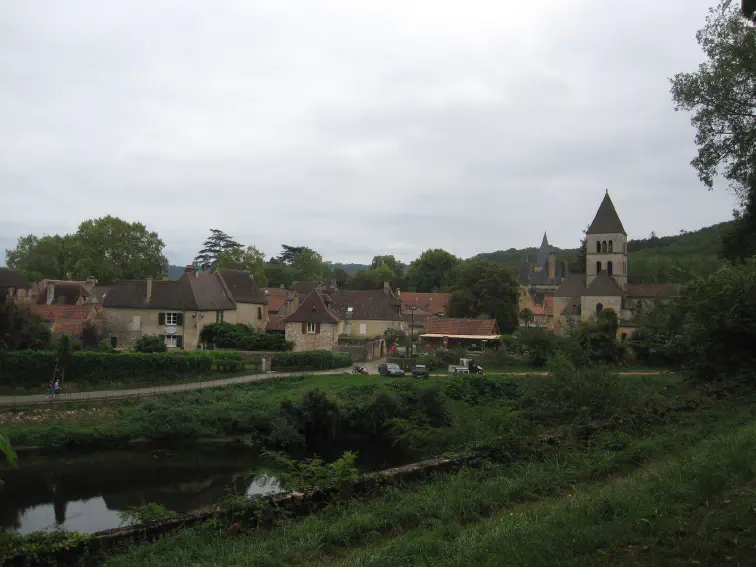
[0,369,682,453]
[102,391,756,566]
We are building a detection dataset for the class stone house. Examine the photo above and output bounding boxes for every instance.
[283,283,405,354]
[282,289,344,351]
[552,192,680,340]
[101,266,267,349]
[0,267,31,302]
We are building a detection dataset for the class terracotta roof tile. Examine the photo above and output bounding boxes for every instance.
[423,318,499,336]
[31,304,100,336]
[266,315,286,332]
[398,292,450,314]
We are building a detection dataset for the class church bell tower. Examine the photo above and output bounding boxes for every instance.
[585,191,628,290]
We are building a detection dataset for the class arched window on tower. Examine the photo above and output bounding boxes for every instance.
[602,241,607,253]
[607,261,613,276]
[596,303,604,315]
[608,240,613,253]
[596,241,601,253]
[596,261,602,273]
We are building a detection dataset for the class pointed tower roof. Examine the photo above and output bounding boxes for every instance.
[587,191,626,235]
[536,232,550,266]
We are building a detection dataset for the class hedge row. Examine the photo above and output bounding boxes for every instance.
[0,350,243,389]
[271,350,352,371]
[199,322,290,351]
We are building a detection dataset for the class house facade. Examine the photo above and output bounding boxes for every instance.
[101,266,267,349]
[552,192,680,340]
[282,289,344,351]
[398,290,450,333]
[283,283,405,354]
[0,268,31,302]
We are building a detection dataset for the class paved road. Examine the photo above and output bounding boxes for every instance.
[0,361,662,407]
[0,358,390,407]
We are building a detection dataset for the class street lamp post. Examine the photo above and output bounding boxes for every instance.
[406,305,418,358]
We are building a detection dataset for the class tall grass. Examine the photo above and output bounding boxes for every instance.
[103,404,756,567]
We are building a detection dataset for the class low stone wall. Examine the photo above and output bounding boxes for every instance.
[334,344,370,362]
[8,452,484,566]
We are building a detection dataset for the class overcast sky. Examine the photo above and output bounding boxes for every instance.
[0,0,738,266]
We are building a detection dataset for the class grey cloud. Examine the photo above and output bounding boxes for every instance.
[0,0,737,267]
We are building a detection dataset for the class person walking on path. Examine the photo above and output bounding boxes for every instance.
[53,380,60,397]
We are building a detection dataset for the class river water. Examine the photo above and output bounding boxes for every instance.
[0,443,281,535]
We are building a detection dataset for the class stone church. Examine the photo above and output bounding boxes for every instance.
[551,191,679,340]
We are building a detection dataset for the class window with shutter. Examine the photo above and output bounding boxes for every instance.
[159,312,165,325]
[302,322,307,333]
[176,313,184,326]
[177,336,184,349]
[316,322,321,334]
[307,322,317,334]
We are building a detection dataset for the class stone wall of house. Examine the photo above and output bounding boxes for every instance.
[285,321,341,351]
[234,302,268,331]
[342,319,404,338]
[102,307,232,350]
[580,296,623,322]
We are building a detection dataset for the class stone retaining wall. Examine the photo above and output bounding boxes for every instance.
[8,452,485,566]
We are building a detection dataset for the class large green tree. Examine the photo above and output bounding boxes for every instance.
[217,245,268,286]
[447,260,520,333]
[291,248,327,281]
[671,2,756,259]
[408,249,461,292]
[76,217,168,284]
[193,229,242,271]
[5,234,79,281]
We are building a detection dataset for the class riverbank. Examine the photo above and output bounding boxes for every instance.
[101,384,756,565]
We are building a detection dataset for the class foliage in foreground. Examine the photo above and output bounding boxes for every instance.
[102,403,756,567]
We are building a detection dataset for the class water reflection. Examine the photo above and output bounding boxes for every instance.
[0,444,280,534]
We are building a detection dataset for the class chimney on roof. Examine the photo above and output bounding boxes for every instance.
[46,282,55,305]
[383,281,391,296]
[146,277,153,300]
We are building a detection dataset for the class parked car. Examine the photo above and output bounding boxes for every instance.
[379,363,405,377]
[411,365,429,377]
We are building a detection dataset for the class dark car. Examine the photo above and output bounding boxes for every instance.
[378,363,405,377]
[411,365,429,377]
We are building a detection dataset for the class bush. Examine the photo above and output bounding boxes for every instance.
[517,327,560,367]
[133,335,167,353]
[199,322,288,351]
[659,260,756,382]
[0,350,217,389]
[518,355,622,423]
[271,350,352,371]
[209,350,245,372]
[573,308,625,366]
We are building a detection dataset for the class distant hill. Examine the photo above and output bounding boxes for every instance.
[473,247,578,268]
[327,262,370,274]
[167,265,185,280]
[476,221,733,284]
